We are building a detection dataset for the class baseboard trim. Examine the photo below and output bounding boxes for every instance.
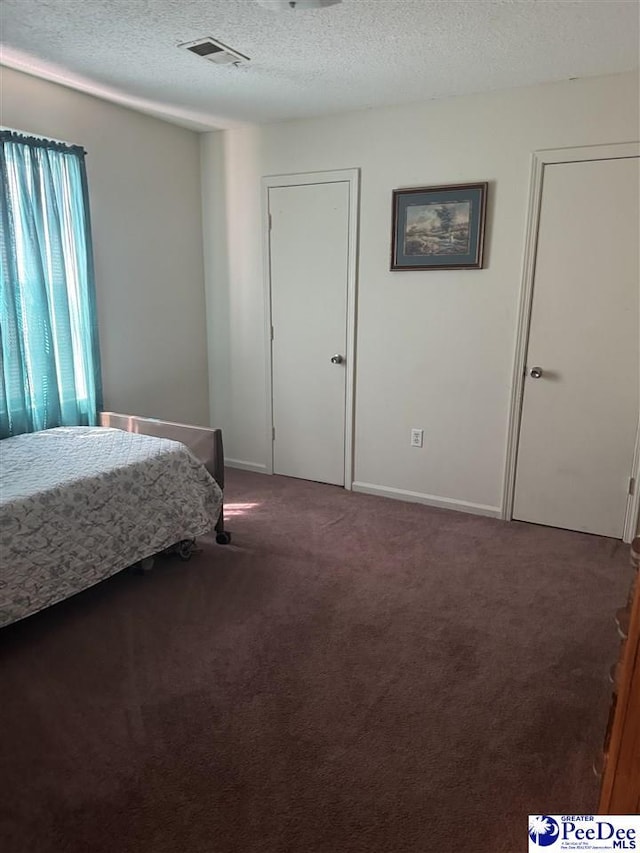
[224,458,269,474]
[351,482,502,519]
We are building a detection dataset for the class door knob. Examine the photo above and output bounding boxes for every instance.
[331,354,344,365]
[529,366,543,379]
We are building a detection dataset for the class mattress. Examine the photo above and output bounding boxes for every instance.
[0,427,223,627]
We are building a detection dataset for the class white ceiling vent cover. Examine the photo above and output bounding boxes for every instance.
[178,37,249,66]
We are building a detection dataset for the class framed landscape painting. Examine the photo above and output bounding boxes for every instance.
[391,182,488,270]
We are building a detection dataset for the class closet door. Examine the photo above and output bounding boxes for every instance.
[514,156,639,538]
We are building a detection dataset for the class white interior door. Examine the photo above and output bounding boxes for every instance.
[513,156,639,538]
[269,180,350,486]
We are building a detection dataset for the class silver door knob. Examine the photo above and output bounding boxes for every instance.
[529,366,543,379]
[331,354,344,365]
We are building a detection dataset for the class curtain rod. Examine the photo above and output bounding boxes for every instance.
[0,129,87,157]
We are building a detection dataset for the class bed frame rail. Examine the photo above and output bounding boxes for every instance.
[99,412,228,543]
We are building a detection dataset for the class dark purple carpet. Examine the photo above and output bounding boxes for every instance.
[0,469,631,853]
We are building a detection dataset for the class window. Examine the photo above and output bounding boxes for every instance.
[0,131,102,438]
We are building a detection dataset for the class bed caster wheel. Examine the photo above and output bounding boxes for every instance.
[216,531,232,545]
[176,540,195,561]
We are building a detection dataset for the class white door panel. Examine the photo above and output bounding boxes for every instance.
[269,181,349,486]
[514,157,639,538]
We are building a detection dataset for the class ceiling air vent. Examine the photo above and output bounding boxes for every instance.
[178,37,250,66]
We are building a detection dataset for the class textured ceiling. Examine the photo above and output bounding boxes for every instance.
[1,0,638,130]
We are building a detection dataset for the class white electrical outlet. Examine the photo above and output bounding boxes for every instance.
[410,428,423,448]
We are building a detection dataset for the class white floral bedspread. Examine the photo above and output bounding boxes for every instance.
[0,427,223,627]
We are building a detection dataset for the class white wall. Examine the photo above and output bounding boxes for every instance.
[2,66,210,425]
[202,71,639,513]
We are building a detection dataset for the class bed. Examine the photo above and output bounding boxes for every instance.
[0,414,226,628]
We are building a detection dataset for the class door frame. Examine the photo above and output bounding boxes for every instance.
[261,168,360,488]
[502,142,640,541]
